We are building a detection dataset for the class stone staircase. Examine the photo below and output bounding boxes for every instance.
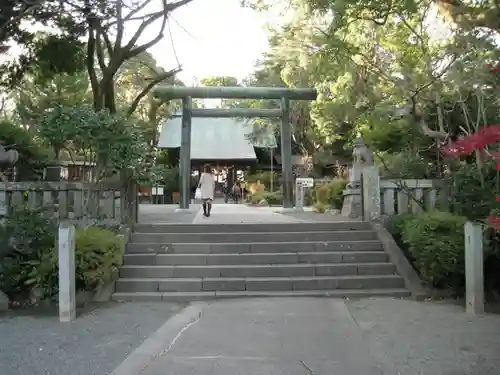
[112,221,410,301]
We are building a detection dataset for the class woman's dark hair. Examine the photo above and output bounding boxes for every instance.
[204,164,211,173]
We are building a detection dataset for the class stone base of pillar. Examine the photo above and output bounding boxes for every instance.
[341,188,362,218]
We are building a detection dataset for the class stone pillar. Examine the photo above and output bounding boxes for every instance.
[280,97,294,208]
[464,221,484,314]
[58,223,76,322]
[361,165,381,221]
[341,137,367,218]
[178,97,192,210]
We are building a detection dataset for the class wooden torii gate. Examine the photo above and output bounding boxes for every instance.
[153,86,317,210]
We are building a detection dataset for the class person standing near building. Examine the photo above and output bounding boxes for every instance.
[198,164,215,217]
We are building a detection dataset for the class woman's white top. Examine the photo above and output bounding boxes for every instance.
[199,172,215,200]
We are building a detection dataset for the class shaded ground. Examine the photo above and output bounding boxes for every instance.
[138,204,198,224]
[346,298,500,375]
[0,302,183,375]
[114,298,500,375]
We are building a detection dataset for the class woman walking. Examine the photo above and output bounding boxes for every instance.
[198,164,215,217]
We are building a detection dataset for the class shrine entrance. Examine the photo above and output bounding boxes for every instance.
[153,86,317,210]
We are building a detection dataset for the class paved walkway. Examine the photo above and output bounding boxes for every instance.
[192,204,305,224]
[138,203,355,225]
[110,298,500,375]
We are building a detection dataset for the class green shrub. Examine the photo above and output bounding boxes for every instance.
[400,211,466,289]
[445,160,497,222]
[246,171,278,190]
[248,191,283,205]
[0,206,57,298]
[0,206,125,301]
[313,202,327,213]
[33,227,125,299]
[313,179,347,209]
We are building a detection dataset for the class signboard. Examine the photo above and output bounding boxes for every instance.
[296,177,314,187]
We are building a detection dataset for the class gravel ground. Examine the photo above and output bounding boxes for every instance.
[346,298,500,375]
[0,302,184,375]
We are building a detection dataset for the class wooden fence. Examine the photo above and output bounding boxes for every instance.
[0,181,137,223]
[379,179,439,216]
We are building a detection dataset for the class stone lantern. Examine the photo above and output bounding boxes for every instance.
[0,145,19,167]
[341,137,373,218]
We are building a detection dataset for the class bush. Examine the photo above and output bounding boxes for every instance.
[0,120,53,180]
[0,206,125,301]
[0,207,57,299]
[313,179,347,209]
[399,211,466,289]
[445,160,497,222]
[248,191,283,205]
[246,171,278,190]
[34,227,125,299]
[313,202,327,213]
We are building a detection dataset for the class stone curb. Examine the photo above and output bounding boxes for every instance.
[108,302,206,375]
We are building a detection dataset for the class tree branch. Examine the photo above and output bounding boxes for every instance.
[94,26,108,72]
[125,66,182,118]
[86,25,100,110]
[115,0,124,50]
[124,0,195,58]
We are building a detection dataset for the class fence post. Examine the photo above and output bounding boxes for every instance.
[464,221,484,314]
[361,165,381,221]
[58,222,76,322]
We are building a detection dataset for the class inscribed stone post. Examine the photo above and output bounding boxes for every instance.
[361,165,381,221]
[59,223,76,322]
[295,180,304,211]
[464,221,484,314]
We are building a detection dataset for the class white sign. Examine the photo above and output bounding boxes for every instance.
[296,178,314,187]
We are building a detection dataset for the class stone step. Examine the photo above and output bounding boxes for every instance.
[130,230,377,244]
[123,251,389,265]
[127,239,382,254]
[134,221,370,233]
[112,288,411,302]
[115,274,405,293]
[119,263,395,278]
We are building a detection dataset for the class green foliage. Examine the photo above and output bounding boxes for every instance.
[31,35,87,84]
[377,150,431,179]
[313,179,347,209]
[40,105,148,177]
[398,211,467,289]
[0,206,125,301]
[248,191,284,205]
[0,206,57,298]
[34,227,125,299]
[313,202,327,213]
[445,160,498,222]
[0,120,52,180]
[246,171,279,190]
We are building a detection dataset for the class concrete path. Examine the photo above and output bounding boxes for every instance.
[192,204,305,224]
[110,298,500,375]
